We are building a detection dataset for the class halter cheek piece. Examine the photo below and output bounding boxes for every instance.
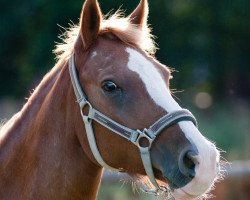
[69,54,197,193]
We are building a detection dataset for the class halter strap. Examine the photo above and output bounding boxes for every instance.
[87,108,197,145]
[69,54,197,192]
[69,55,88,108]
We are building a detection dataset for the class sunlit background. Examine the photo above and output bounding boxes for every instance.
[1,0,250,199]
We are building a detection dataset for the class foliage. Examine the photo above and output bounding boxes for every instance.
[0,0,249,99]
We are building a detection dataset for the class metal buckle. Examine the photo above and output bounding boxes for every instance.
[134,129,156,149]
[80,100,93,123]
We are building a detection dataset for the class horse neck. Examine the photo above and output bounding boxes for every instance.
[0,58,103,200]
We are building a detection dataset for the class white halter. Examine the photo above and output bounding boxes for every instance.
[68,54,197,194]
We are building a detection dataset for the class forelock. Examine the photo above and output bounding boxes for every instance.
[54,10,157,61]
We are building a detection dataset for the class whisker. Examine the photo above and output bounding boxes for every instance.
[170,90,182,102]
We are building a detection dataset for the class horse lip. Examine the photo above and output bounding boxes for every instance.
[153,166,190,190]
[153,167,179,190]
[162,174,179,190]
[162,168,193,190]
[154,172,193,199]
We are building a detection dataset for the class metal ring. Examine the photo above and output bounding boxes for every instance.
[135,130,154,149]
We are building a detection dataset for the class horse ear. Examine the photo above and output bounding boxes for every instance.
[129,0,149,29]
[79,0,102,49]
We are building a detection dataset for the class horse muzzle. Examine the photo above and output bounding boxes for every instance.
[151,122,220,199]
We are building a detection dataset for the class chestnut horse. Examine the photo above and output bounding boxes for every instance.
[0,0,220,199]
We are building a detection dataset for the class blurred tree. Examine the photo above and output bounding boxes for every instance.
[0,0,249,99]
[149,0,250,99]
[0,0,83,97]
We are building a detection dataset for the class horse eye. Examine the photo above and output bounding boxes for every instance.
[102,81,118,92]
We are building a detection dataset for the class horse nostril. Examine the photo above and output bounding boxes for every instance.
[179,150,198,179]
[184,152,196,170]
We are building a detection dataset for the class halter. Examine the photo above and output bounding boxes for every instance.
[68,54,197,193]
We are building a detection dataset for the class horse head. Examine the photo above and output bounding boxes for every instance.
[61,0,220,199]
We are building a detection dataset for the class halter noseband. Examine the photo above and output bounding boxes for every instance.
[68,54,197,193]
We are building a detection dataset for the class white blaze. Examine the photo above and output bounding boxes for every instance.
[126,47,219,198]
[126,48,180,112]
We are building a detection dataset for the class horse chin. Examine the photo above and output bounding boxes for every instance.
[155,169,211,200]
[170,176,216,200]
[172,188,203,200]
[129,172,209,200]
[154,166,193,190]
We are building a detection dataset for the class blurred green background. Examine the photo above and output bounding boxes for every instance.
[0,0,249,199]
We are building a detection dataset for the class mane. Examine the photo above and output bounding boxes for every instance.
[54,10,157,60]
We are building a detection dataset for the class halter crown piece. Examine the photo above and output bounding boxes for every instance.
[68,54,197,194]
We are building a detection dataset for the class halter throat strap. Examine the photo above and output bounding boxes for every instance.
[68,54,197,193]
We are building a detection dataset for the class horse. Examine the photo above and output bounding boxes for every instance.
[0,0,221,199]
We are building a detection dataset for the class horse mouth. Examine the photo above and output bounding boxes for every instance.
[150,169,198,200]
[153,168,179,190]
[154,167,191,190]
[130,167,203,200]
